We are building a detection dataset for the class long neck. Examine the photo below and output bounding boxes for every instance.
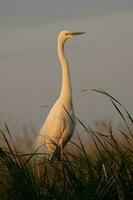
[58,39,72,106]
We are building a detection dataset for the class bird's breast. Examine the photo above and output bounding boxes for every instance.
[49,99,75,122]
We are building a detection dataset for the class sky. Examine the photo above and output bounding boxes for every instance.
[0,0,133,133]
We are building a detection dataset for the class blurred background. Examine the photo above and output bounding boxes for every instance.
[0,0,133,136]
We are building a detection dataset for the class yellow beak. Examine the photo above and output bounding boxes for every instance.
[71,32,85,35]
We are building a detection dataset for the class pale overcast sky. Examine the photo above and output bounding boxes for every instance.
[0,0,133,132]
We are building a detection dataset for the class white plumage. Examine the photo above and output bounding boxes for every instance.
[34,30,85,161]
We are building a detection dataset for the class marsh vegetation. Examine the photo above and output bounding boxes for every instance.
[0,90,133,200]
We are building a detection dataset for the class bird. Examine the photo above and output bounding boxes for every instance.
[34,30,85,161]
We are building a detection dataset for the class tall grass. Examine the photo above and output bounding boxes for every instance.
[0,89,133,199]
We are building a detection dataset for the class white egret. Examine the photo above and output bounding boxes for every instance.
[34,30,85,161]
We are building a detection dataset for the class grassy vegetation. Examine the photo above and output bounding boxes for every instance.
[0,89,133,200]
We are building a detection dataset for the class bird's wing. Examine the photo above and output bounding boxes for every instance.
[33,100,63,151]
[48,113,75,161]
[41,112,66,147]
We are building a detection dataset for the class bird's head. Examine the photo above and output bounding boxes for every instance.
[58,30,85,43]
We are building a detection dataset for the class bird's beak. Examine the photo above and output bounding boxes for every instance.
[71,32,85,35]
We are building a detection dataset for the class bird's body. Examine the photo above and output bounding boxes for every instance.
[35,98,75,160]
[34,30,84,161]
